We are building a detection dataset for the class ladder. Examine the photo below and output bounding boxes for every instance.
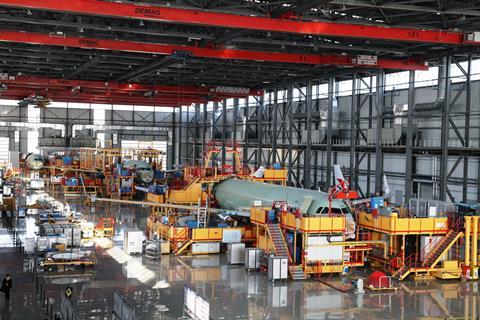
[197,197,208,228]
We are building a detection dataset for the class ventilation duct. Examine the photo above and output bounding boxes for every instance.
[414,57,447,113]
[71,124,168,137]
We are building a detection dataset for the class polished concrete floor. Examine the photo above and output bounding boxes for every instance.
[0,193,478,319]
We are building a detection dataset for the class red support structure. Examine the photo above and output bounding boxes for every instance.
[0,75,262,106]
[1,75,261,97]
[0,88,207,106]
[0,30,428,70]
[0,0,472,46]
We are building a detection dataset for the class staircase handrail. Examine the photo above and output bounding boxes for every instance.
[420,217,452,262]
[422,216,463,265]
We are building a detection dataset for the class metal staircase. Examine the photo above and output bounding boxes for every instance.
[266,223,290,258]
[266,223,307,280]
[174,238,193,255]
[289,265,307,280]
[393,218,464,281]
[422,229,463,267]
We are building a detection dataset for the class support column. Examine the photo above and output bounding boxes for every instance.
[354,78,361,191]
[232,98,238,172]
[170,110,176,167]
[375,71,385,194]
[272,88,278,165]
[304,81,313,189]
[287,86,294,185]
[243,98,249,166]
[64,124,73,148]
[202,103,208,164]
[472,216,478,271]
[367,76,373,195]
[466,216,471,268]
[349,74,357,180]
[326,77,334,190]
[463,56,472,202]
[8,131,16,152]
[478,158,480,202]
[178,106,183,165]
[256,95,264,166]
[185,105,190,165]
[439,56,452,201]
[193,104,200,165]
[405,70,415,204]
[221,99,227,169]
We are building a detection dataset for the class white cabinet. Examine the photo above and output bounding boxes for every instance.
[245,248,263,271]
[123,230,143,255]
[227,243,245,265]
[268,256,288,281]
[191,242,220,254]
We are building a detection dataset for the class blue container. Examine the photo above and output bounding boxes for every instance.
[174,171,182,178]
[296,248,301,264]
[273,163,282,169]
[267,210,276,222]
[286,232,294,244]
[186,220,198,229]
[63,156,73,165]
[66,179,78,186]
[154,170,165,179]
[157,185,166,195]
[370,197,384,209]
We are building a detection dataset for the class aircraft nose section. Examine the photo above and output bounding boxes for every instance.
[142,171,154,183]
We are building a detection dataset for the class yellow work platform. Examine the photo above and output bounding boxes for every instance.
[280,212,345,233]
[357,211,449,235]
[250,207,345,234]
[146,178,207,205]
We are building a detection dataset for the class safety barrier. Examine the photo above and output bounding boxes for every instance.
[250,207,269,224]
[280,212,345,233]
[358,211,449,234]
[191,226,257,242]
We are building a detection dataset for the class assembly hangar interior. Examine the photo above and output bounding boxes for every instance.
[0,1,480,319]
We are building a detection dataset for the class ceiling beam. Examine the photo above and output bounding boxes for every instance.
[116,56,180,82]
[0,0,472,45]
[65,55,101,79]
[0,14,215,40]
[210,1,333,46]
[272,0,333,17]
[330,0,480,18]
[0,30,428,70]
